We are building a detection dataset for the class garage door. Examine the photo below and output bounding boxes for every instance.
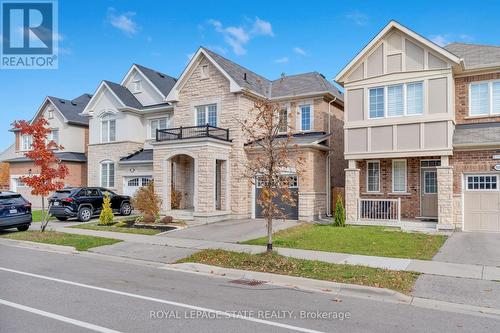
[255,174,299,220]
[464,174,500,232]
[123,176,152,197]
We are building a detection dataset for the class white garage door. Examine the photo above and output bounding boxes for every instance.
[464,174,500,232]
[123,176,152,197]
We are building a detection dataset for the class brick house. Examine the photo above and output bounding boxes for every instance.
[335,20,500,232]
[81,48,344,223]
[5,95,91,207]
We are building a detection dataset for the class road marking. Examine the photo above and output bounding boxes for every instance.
[0,266,325,333]
[0,298,122,333]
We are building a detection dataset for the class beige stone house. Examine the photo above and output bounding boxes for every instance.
[336,20,500,232]
[82,48,344,222]
[5,94,91,207]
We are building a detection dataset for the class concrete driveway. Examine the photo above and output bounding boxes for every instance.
[163,218,301,243]
[432,232,500,266]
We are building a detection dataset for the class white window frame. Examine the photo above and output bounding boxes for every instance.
[47,109,54,119]
[21,134,32,151]
[469,80,500,117]
[200,64,209,79]
[195,104,217,127]
[366,160,381,193]
[100,161,115,188]
[48,129,59,144]
[465,174,499,192]
[298,102,313,131]
[423,170,438,194]
[148,116,171,139]
[100,113,116,143]
[278,106,289,133]
[368,81,424,119]
[392,159,407,193]
[132,79,142,94]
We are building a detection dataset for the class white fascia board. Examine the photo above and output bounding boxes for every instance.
[335,20,462,84]
[81,81,126,115]
[165,48,242,102]
[30,97,68,124]
[122,64,166,99]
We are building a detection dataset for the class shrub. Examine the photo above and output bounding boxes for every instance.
[99,193,114,225]
[171,185,182,209]
[132,181,162,224]
[333,194,346,227]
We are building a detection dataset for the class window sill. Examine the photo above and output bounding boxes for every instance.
[464,115,500,120]
[361,192,384,195]
[388,192,412,196]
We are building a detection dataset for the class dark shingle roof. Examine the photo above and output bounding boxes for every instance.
[202,47,343,101]
[47,94,92,126]
[5,152,87,163]
[119,149,153,163]
[444,43,500,69]
[134,64,177,97]
[453,122,500,147]
[104,81,143,109]
[245,131,330,148]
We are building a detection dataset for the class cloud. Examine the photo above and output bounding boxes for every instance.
[293,47,306,56]
[345,11,369,26]
[430,33,474,47]
[207,17,273,55]
[252,17,274,36]
[107,7,138,36]
[274,57,289,63]
[206,45,228,55]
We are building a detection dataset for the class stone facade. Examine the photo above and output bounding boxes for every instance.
[87,141,144,192]
[345,168,360,222]
[437,166,454,228]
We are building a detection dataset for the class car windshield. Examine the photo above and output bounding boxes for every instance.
[0,194,25,205]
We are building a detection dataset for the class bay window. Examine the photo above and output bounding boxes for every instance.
[196,104,217,127]
[470,81,500,116]
[100,161,115,188]
[369,81,423,119]
[367,161,380,192]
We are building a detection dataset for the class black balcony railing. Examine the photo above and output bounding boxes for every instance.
[156,124,230,142]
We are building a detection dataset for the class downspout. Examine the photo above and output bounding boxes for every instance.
[326,97,337,217]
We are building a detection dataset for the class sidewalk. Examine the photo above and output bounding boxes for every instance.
[53,225,500,282]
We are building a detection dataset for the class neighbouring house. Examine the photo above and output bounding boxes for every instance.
[5,94,91,207]
[336,20,500,232]
[0,144,16,190]
[81,49,344,222]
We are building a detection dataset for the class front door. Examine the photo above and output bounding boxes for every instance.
[421,169,438,218]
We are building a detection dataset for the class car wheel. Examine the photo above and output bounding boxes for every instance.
[120,203,132,216]
[56,217,68,221]
[17,225,29,232]
[78,207,92,222]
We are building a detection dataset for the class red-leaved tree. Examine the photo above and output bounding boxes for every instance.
[14,118,69,231]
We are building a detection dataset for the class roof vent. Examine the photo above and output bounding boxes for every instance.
[59,99,65,103]
[243,72,247,81]
[71,101,77,106]
[158,72,165,78]
[319,73,326,79]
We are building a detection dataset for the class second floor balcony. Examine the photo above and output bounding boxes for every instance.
[156,124,230,142]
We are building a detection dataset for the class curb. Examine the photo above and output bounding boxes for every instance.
[0,238,77,254]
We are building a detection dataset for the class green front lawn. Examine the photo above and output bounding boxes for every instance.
[70,221,162,235]
[178,249,419,294]
[31,210,56,223]
[0,231,121,251]
[243,224,447,260]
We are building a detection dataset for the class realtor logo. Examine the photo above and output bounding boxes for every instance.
[1,1,58,69]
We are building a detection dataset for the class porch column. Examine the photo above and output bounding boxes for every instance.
[345,160,360,223]
[437,156,454,230]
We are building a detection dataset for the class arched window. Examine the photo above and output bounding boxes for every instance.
[100,113,116,143]
[100,160,115,188]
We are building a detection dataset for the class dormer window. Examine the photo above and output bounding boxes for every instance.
[21,134,32,151]
[132,80,142,94]
[201,64,209,79]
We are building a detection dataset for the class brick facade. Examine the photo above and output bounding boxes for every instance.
[450,149,499,194]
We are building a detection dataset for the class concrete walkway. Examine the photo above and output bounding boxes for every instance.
[52,225,500,282]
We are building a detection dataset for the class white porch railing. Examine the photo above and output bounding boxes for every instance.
[358,198,401,222]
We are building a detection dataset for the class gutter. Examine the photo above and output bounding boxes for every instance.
[118,160,153,165]
[325,97,337,217]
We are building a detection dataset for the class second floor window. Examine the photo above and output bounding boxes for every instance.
[100,161,115,188]
[370,82,423,119]
[101,114,116,143]
[47,109,54,119]
[149,117,170,139]
[369,87,385,118]
[388,85,403,117]
[300,104,311,131]
[470,81,500,116]
[21,134,32,151]
[278,108,288,133]
[196,104,217,127]
[48,130,59,144]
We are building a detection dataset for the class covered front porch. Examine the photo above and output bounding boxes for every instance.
[345,156,455,230]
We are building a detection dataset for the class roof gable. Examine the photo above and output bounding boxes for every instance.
[31,94,91,126]
[335,20,461,84]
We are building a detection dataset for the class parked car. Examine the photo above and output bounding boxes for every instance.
[49,187,133,222]
[0,191,32,231]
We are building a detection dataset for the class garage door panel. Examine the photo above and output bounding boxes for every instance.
[464,174,500,233]
[480,214,500,231]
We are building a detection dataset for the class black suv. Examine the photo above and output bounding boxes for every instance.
[0,191,32,231]
[49,187,132,222]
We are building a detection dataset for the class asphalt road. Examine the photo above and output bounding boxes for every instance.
[0,244,499,333]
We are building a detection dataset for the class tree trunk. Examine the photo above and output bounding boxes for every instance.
[40,197,46,232]
[266,215,273,252]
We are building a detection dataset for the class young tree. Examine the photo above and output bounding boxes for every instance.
[239,99,303,252]
[132,181,162,223]
[99,193,114,225]
[13,118,69,231]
